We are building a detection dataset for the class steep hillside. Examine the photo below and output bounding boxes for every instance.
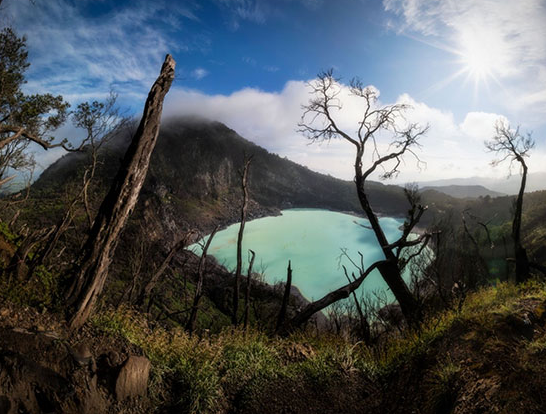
[31,118,409,243]
[4,279,546,414]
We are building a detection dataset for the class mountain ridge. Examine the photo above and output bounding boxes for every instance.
[414,172,546,195]
[420,184,505,199]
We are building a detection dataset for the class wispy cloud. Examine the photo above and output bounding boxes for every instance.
[383,0,546,120]
[191,67,209,80]
[4,0,204,106]
[215,0,324,30]
[242,56,280,72]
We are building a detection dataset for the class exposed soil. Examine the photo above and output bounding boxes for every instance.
[0,303,150,414]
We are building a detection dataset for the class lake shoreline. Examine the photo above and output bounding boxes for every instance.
[194,209,416,302]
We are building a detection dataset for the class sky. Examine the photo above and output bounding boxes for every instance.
[2,0,546,183]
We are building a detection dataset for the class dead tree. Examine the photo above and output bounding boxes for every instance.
[342,265,371,344]
[298,71,429,326]
[31,94,127,271]
[232,155,253,325]
[65,55,175,330]
[6,226,54,282]
[275,260,293,333]
[243,249,256,330]
[485,120,533,283]
[135,231,194,308]
[186,227,219,335]
[461,210,490,286]
[279,260,386,335]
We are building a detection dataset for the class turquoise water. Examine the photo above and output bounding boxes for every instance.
[192,209,410,302]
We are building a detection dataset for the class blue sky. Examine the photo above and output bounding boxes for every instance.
[3,0,546,182]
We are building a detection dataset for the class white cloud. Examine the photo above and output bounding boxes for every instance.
[460,112,508,141]
[23,74,544,182]
[191,68,209,80]
[163,78,535,183]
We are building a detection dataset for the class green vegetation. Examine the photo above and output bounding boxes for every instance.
[88,279,546,413]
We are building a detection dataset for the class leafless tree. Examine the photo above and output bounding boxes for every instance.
[65,55,175,329]
[186,227,218,335]
[298,70,429,326]
[135,231,195,308]
[342,264,371,344]
[232,154,253,325]
[485,120,533,282]
[30,93,128,271]
[243,249,256,330]
[275,260,293,333]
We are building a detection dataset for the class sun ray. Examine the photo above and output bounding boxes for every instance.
[404,25,507,97]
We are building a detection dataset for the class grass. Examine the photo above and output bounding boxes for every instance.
[425,355,461,413]
[92,306,380,413]
[57,279,546,412]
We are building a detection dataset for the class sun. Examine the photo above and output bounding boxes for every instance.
[456,28,503,86]
[422,26,506,97]
[460,43,494,81]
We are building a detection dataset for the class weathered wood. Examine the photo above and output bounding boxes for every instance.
[275,260,293,333]
[280,260,386,335]
[7,226,54,282]
[66,55,175,330]
[298,72,427,327]
[243,249,256,330]
[355,169,420,326]
[186,227,218,335]
[135,232,193,308]
[514,162,530,282]
[232,155,253,325]
[115,356,151,400]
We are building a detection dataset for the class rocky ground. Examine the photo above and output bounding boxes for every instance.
[0,303,152,414]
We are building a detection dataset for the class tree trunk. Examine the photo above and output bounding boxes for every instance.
[344,268,371,344]
[276,260,292,333]
[186,227,218,335]
[65,55,175,330]
[135,233,191,308]
[279,260,385,335]
[232,155,252,325]
[514,162,530,283]
[243,249,256,330]
[7,226,54,282]
[355,170,420,326]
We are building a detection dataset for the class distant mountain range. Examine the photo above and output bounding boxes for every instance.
[414,173,546,196]
[420,185,505,199]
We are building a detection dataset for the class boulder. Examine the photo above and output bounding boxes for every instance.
[115,356,151,400]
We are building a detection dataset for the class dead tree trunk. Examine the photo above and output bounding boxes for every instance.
[232,155,253,325]
[355,172,420,326]
[65,55,175,330]
[135,232,193,308]
[275,260,292,333]
[243,249,256,330]
[461,211,489,287]
[343,265,370,344]
[186,227,218,335]
[7,226,54,282]
[513,162,530,283]
[279,260,386,335]
[485,122,533,283]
